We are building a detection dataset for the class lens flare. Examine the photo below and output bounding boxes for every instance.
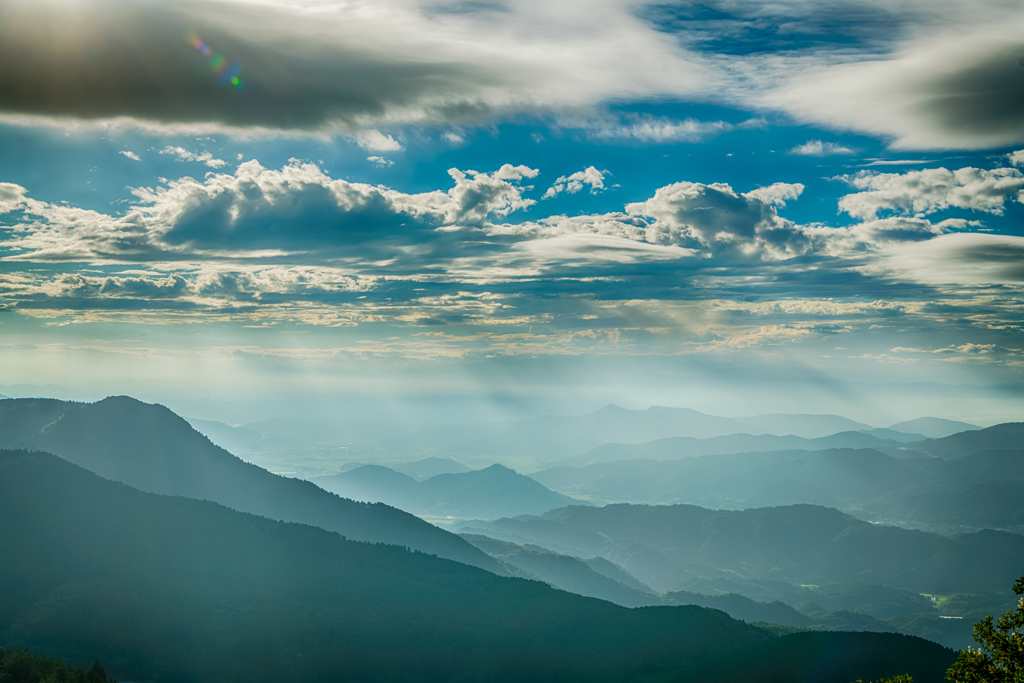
[187,31,243,88]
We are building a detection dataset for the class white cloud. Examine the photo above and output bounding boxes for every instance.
[837,166,1024,220]
[542,167,606,199]
[789,140,855,156]
[367,156,394,167]
[356,130,403,152]
[159,146,228,169]
[442,131,465,145]
[0,182,26,214]
[760,20,1024,150]
[626,180,810,259]
[513,233,695,265]
[119,150,141,161]
[1008,150,1024,167]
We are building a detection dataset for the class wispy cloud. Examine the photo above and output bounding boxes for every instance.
[789,140,856,156]
[159,146,227,169]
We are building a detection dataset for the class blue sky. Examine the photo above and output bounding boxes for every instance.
[1,0,1023,425]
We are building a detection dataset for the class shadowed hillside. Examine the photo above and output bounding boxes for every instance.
[0,448,769,683]
[0,396,504,573]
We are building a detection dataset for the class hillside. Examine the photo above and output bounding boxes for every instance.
[908,423,1024,459]
[657,632,955,683]
[316,463,580,519]
[461,533,658,607]
[0,448,772,683]
[0,396,504,573]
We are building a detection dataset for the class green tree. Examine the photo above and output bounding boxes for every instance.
[946,575,1024,683]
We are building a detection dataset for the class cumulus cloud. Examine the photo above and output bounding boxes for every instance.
[625,181,810,259]
[789,140,855,156]
[119,150,141,161]
[542,167,606,199]
[159,146,228,169]
[0,160,543,264]
[837,166,1024,220]
[367,156,394,167]
[1008,150,1024,167]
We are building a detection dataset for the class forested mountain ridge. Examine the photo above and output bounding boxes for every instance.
[0,448,766,682]
[0,396,504,574]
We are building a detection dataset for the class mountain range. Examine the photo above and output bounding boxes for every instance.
[532,431,1024,533]
[0,447,958,683]
[458,503,1024,595]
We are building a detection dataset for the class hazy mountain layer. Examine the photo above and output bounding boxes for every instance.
[315,463,579,519]
[735,414,872,438]
[460,503,1024,595]
[553,432,911,468]
[383,405,890,461]
[533,446,1024,533]
[0,396,504,573]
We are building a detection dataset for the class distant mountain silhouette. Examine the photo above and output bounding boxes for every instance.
[886,417,978,439]
[908,422,1024,459]
[394,456,472,480]
[316,463,580,519]
[185,417,264,454]
[0,396,504,573]
[735,414,872,438]
[385,406,886,461]
[0,448,780,683]
[461,503,1024,595]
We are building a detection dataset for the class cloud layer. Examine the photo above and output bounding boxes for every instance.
[2,0,1023,150]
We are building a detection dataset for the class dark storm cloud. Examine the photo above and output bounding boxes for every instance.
[918,45,1024,147]
[0,0,498,131]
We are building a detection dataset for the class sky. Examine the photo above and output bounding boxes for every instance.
[1,0,1024,426]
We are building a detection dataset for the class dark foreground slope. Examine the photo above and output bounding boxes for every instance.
[0,396,502,573]
[0,449,765,683]
[654,632,956,683]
